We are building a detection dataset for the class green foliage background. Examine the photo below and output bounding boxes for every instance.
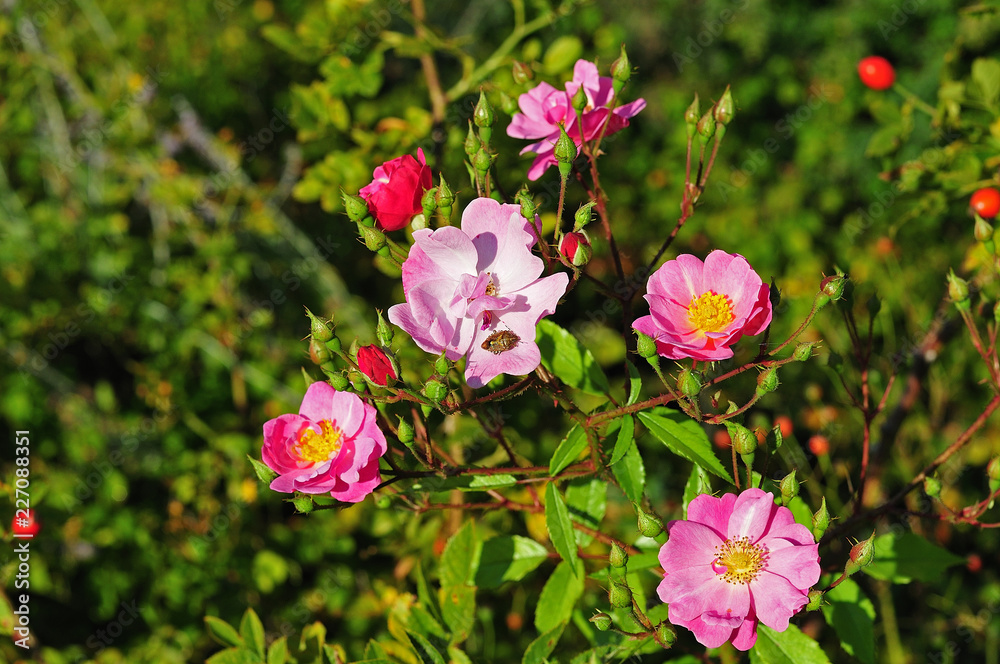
[2,0,1000,662]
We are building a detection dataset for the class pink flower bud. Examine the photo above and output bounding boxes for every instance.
[558,231,592,266]
[356,345,398,386]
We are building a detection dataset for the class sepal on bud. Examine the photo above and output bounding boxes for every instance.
[329,372,350,391]
[589,612,613,631]
[655,622,677,648]
[306,308,334,343]
[637,509,663,538]
[696,109,716,145]
[756,366,779,397]
[342,191,371,224]
[609,541,629,568]
[811,497,830,540]
[359,223,387,252]
[608,580,633,608]
[474,89,495,145]
[423,378,448,403]
[554,125,577,180]
[635,331,658,359]
[676,369,702,398]
[610,44,631,96]
[730,423,757,456]
[780,470,799,506]
[714,86,734,126]
[435,175,454,221]
[396,416,415,444]
[574,201,596,231]
[793,341,817,362]
[376,309,394,347]
[516,187,537,222]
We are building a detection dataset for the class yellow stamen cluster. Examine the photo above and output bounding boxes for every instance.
[296,420,343,463]
[688,290,734,333]
[485,273,497,297]
[712,536,768,585]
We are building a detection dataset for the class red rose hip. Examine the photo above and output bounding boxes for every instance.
[858,56,895,91]
[970,187,1000,219]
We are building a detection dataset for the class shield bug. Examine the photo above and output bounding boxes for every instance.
[481,329,520,354]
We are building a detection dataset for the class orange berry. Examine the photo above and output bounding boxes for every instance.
[774,415,793,438]
[808,435,829,456]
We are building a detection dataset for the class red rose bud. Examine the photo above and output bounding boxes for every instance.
[12,510,40,538]
[820,273,847,301]
[357,345,398,386]
[844,531,876,577]
[559,231,592,266]
[359,149,433,231]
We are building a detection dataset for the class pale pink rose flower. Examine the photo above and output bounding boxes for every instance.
[388,197,569,388]
[262,382,386,502]
[507,60,646,180]
[657,488,821,651]
[633,250,772,361]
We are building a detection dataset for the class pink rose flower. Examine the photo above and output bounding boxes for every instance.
[507,60,646,180]
[261,382,386,502]
[657,488,821,651]
[632,250,772,361]
[357,345,397,386]
[388,197,569,388]
[359,148,433,231]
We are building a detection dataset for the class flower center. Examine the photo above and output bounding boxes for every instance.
[712,536,768,585]
[484,274,497,297]
[688,290,734,333]
[296,420,343,463]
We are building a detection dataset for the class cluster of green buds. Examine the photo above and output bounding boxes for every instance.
[343,191,389,257]
[305,308,350,388]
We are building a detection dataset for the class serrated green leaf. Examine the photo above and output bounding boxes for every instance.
[535,559,585,633]
[408,605,448,640]
[267,637,289,664]
[440,520,481,588]
[863,532,964,583]
[545,483,580,575]
[205,616,245,649]
[239,609,265,658]
[565,477,607,546]
[406,630,447,664]
[749,623,831,664]
[972,57,1000,106]
[206,648,262,664]
[537,319,611,395]
[626,360,642,405]
[550,425,589,476]
[522,622,566,664]
[438,584,476,644]
[682,464,711,519]
[611,441,645,503]
[248,455,279,484]
[475,536,550,588]
[822,579,875,664]
[638,410,733,483]
[413,562,442,622]
[610,415,635,466]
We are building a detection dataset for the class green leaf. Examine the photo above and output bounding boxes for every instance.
[565,477,607,546]
[206,648,262,664]
[438,585,476,644]
[537,319,611,395]
[549,425,589,476]
[610,415,635,466]
[475,536,550,588]
[545,483,580,575]
[410,473,518,492]
[638,410,733,483]
[611,441,646,503]
[626,360,642,405]
[971,57,1000,106]
[267,637,289,664]
[406,630,447,664]
[414,562,443,622]
[248,455,278,484]
[535,559,585,633]
[239,609,265,658]
[299,622,327,664]
[522,622,567,664]
[205,616,245,649]
[682,464,711,519]
[750,623,831,664]
[440,520,482,588]
[822,579,875,664]
[865,126,901,158]
[863,532,964,583]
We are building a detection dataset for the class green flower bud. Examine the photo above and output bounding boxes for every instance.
[309,337,332,365]
[292,494,314,513]
[474,89,495,129]
[988,457,1000,494]
[512,61,533,85]
[376,309,394,347]
[574,201,596,231]
[811,497,829,540]
[374,494,391,509]
[714,86,734,126]
[677,369,702,398]
[610,44,631,96]
[780,470,799,506]
[844,531,876,577]
[473,146,494,175]
[820,274,847,301]
[806,589,824,611]
[635,331,658,359]
[516,187,537,222]
[423,378,448,402]
[464,122,480,159]
[947,269,970,308]
[793,341,817,362]
[696,109,716,146]
[975,214,993,243]
[396,416,415,444]
[359,223,386,252]
[756,366,779,397]
[731,423,757,456]
[306,308,333,343]
[589,612,613,631]
[571,84,588,113]
[554,125,577,179]
[434,353,450,376]
[637,510,663,538]
[655,622,677,648]
[609,541,629,568]
[421,186,438,218]
[608,580,633,608]
[435,174,454,209]
[771,422,784,449]
[329,372,350,391]
[342,191,370,223]
[684,94,700,139]
[923,475,942,498]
